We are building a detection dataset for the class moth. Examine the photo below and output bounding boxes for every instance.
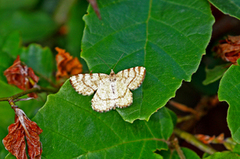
[70,66,146,112]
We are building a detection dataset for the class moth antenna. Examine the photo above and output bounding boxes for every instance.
[96,54,111,70]
[112,53,125,70]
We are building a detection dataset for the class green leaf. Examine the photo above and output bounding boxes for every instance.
[1,31,21,58]
[81,0,214,122]
[203,64,229,85]
[218,61,240,143]
[20,44,55,80]
[204,151,240,159]
[0,10,57,42]
[209,0,240,20]
[28,80,176,158]
[159,147,200,159]
[233,144,240,155]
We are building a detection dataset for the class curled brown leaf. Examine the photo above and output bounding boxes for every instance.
[3,108,42,159]
[55,47,82,80]
[214,35,240,64]
[4,55,39,98]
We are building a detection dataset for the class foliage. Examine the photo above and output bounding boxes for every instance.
[0,0,240,158]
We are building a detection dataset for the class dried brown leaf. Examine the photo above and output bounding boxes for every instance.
[55,47,82,80]
[214,35,240,64]
[4,55,39,98]
[3,108,42,159]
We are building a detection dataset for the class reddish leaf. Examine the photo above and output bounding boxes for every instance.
[3,108,42,159]
[4,55,39,98]
[214,35,240,64]
[195,133,225,144]
[195,134,215,144]
[55,47,82,80]
[215,133,225,143]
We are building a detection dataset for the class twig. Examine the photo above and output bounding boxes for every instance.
[174,128,217,155]
[176,96,219,131]
[177,115,194,123]
[172,137,186,159]
[37,73,60,88]
[169,100,198,115]
[0,87,58,102]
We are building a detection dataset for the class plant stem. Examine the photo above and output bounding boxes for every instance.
[169,100,198,115]
[172,138,186,159]
[174,128,217,155]
[0,87,58,102]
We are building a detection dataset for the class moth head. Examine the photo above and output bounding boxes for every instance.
[109,69,116,81]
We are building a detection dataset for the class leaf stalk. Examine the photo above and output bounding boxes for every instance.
[174,128,217,155]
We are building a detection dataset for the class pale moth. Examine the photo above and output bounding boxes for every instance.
[70,66,146,112]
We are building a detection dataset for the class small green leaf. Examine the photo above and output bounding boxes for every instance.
[203,64,229,85]
[204,151,240,159]
[218,61,240,143]
[209,0,240,20]
[20,44,55,80]
[81,0,214,122]
[32,80,176,158]
[159,147,200,159]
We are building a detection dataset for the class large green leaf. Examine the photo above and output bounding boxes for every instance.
[5,80,176,158]
[81,0,214,122]
[209,0,240,20]
[218,61,240,143]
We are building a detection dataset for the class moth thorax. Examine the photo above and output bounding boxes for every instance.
[109,69,116,82]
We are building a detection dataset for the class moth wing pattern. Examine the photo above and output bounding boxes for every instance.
[116,66,146,90]
[70,73,108,96]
